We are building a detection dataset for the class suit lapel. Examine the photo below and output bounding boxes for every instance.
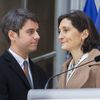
[59,59,90,88]
[29,60,40,89]
[58,58,71,88]
[66,65,90,88]
[66,54,91,88]
[3,50,31,89]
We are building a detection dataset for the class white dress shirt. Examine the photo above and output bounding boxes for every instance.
[8,48,33,88]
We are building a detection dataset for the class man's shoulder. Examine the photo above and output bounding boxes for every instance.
[0,50,14,67]
[0,51,7,60]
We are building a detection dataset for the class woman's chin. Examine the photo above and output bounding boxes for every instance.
[61,47,67,51]
[61,46,68,51]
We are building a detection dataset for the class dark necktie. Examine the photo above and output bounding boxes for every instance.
[23,61,33,88]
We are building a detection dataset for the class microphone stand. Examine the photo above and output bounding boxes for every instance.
[45,59,94,89]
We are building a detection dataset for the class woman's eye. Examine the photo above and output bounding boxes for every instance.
[58,29,61,33]
[63,29,68,32]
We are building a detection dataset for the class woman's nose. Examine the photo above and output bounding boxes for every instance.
[58,32,63,40]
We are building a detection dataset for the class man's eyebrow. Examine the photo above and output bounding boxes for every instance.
[26,28,35,32]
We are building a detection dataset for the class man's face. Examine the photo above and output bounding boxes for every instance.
[10,19,40,56]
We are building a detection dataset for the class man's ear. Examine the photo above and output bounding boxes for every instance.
[81,29,89,40]
[8,30,17,41]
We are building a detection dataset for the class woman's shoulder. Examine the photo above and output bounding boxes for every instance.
[89,49,100,59]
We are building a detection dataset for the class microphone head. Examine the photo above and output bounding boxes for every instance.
[95,55,100,62]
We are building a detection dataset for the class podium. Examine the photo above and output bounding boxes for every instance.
[27,88,100,100]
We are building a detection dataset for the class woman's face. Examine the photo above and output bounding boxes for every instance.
[58,18,85,52]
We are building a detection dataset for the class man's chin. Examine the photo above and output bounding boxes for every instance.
[31,47,38,52]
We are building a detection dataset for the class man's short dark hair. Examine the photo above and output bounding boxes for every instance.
[0,8,39,44]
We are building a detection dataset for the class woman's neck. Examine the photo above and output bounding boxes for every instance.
[71,50,84,65]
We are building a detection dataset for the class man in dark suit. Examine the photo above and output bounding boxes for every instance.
[0,8,48,100]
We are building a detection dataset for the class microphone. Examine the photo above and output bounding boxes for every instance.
[95,55,100,62]
[45,55,100,89]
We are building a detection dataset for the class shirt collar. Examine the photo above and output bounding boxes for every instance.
[8,48,29,68]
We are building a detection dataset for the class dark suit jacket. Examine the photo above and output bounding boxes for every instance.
[0,50,48,100]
